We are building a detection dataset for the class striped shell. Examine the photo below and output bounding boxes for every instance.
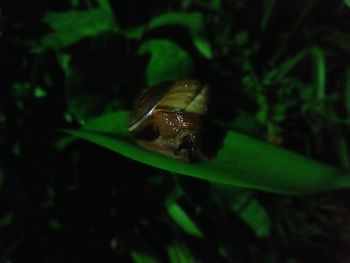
[128,79,210,162]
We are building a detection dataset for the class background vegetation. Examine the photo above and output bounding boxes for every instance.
[1,0,350,262]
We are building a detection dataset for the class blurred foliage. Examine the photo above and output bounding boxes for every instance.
[131,250,159,263]
[166,241,197,263]
[138,39,193,85]
[1,0,350,262]
[38,0,116,50]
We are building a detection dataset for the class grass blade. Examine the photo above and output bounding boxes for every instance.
[310,47,326,101]
[167,202,204,238]
[62,111,350,195]
[131,250,160,263]
[167,241,196,263]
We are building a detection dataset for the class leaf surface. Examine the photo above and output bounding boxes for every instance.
[64,111,350,195]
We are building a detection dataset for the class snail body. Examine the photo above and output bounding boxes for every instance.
[128,79,210,162]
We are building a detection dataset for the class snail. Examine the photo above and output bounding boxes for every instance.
[128,78,211,162]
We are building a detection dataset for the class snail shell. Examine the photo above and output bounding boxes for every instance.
[128,78,210,162]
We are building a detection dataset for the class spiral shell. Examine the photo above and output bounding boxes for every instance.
[129,78,210,162]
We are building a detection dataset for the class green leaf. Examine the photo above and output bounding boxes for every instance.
[167,202,204,238]
[39,0,116,49]
[97,0,114,16]
[131,250,160,263]
[232,197,270,238]
[138,39,193,86]
[33,86,47,98]
[124,26,146,40]
[193,37,213,60]
[63,111,350,195]
[167,241,196,263]
[148,12,213,59]
[310,47,326,101]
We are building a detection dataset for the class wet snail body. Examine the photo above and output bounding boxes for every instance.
[128,79,211,162]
